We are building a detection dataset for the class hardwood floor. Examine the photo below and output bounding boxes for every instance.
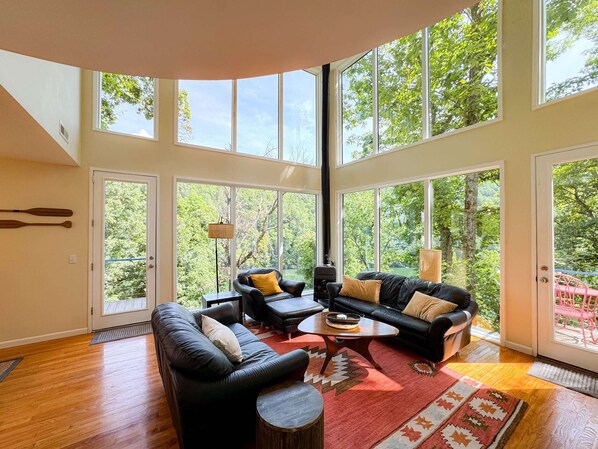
[0,334,596,448]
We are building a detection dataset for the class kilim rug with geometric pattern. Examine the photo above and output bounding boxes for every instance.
[248,322,527,449]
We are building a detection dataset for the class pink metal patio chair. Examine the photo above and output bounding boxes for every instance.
[554,272,598,347]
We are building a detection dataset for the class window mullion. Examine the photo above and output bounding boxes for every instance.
[278,74,283,161]
[278,191,284,273]
[373,50,379,154]
[230,187,237,284]
[423,179,433,249]
[374,188,380,271]
[232,79,238,152]
[422,28,431,140]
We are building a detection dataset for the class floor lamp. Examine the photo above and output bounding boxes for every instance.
[208,220,234,293]
[419,249,442,283]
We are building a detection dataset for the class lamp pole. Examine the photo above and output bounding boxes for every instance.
[215,237,220,294]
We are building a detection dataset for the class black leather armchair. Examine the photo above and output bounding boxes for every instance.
[151,302,309,449]
[233,268,305,322]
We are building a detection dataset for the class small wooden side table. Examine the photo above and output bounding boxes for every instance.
[202,291,244,324]
[256,380,324,449]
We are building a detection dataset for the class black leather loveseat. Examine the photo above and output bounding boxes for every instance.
[151,302,309,449]
[327,272,478,363]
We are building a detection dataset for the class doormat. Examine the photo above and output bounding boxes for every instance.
[528,358,598,399]
[90,322,152,345]
[0,357,23,382]
[252,323,528,449]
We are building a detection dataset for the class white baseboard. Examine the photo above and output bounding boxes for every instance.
[0,328,89,349]
[504,340,533,355]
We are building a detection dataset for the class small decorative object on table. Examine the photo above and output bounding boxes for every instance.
[325,312,361,330]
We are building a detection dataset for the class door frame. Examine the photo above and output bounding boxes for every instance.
[87,167,161,332]
[531,140,598,361]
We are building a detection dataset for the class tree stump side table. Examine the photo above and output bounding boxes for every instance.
[256,380,324,449]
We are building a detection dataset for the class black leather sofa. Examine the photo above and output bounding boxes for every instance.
[151,302,309,449]
[327,272,478,363]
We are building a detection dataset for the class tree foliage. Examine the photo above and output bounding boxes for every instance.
[545,0,598,100]
[100,73,155,129]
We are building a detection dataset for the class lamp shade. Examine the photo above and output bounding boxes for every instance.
[208,223,234,239]
[419,249,442,283]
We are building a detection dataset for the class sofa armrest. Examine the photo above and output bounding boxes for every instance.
[429,309,474,341]
[326,282,343,310]
[177,349,310,407]
[279,279,305,296]
[193,303,237,326]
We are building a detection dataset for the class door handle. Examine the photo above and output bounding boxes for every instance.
[540,277,549,283]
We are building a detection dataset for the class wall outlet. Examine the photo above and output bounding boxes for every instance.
[69,255,77,264]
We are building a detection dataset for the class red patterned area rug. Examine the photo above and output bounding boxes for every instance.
[248,323,527,449]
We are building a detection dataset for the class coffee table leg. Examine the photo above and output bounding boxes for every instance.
[320,335,342,374]
[345,337,382,370]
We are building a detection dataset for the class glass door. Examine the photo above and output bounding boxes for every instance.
[92,171,157,330]
[536,146,598,372]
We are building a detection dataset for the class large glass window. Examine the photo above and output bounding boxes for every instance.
[342,190,375,277]
[283,71,317,165]
[542,0,598,102]
[283,192,317,287]
[341,168,501,334]
[237,75,279,158]
[177,80,232,149]
[380,182,425,276]
[429,0,498,135]
[342,52,374,164]
[432,169,501,332]
[340,0,498,164]
[236,188,279,270]
[176,182,318,306]
[176,183,231,309]
[176,71,318,165]
[97,73,156,138]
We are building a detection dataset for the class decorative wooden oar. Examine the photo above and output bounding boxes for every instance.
[0,220,72,229]
[0,207,73,217]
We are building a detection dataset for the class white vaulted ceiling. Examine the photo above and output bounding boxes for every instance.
[0,0,478,79]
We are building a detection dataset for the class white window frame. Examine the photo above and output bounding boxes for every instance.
[533,0,598,109]
[173,176,321,301]
[92,71,159,141]
[174,69,322,168]
[337,161,505,342]
[334,0,503,167]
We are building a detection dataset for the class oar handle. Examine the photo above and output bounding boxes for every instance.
[0,220,72,228]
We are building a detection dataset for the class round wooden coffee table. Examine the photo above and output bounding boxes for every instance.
[298,312,399,374]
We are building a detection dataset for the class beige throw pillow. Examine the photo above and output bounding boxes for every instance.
[403,291,458,322]
[201,314,243,363]
[339,275,382,304]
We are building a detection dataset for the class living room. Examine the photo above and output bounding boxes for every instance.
[1,0,597,448]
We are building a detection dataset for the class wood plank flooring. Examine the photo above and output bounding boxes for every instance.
[0,334,596,448]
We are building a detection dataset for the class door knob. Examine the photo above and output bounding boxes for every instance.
[540,277,549,283]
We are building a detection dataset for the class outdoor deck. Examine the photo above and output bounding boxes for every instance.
[104,297,147,314]
[554,325,598,352]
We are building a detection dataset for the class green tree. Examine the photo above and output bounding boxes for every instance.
[100,73,155,129]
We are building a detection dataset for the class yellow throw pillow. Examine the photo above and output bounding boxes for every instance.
[403,291,458,322]
[339,275,382,304]
[250,272,284,296]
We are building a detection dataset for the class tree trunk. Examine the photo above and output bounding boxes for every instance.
[464,173,479,299]
[439,225,453,275]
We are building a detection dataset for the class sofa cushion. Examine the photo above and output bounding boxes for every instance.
[227,323,282,371]
[356,272,407,306]
[266,297,324,318]
[371,305,432,334]
[403,291,458,322]
[251,271,284,296]
[395,277,470,311]
[340,275,382,303]
[264,292,294,303]
[201,314,243,363]
[333,295,381,315]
